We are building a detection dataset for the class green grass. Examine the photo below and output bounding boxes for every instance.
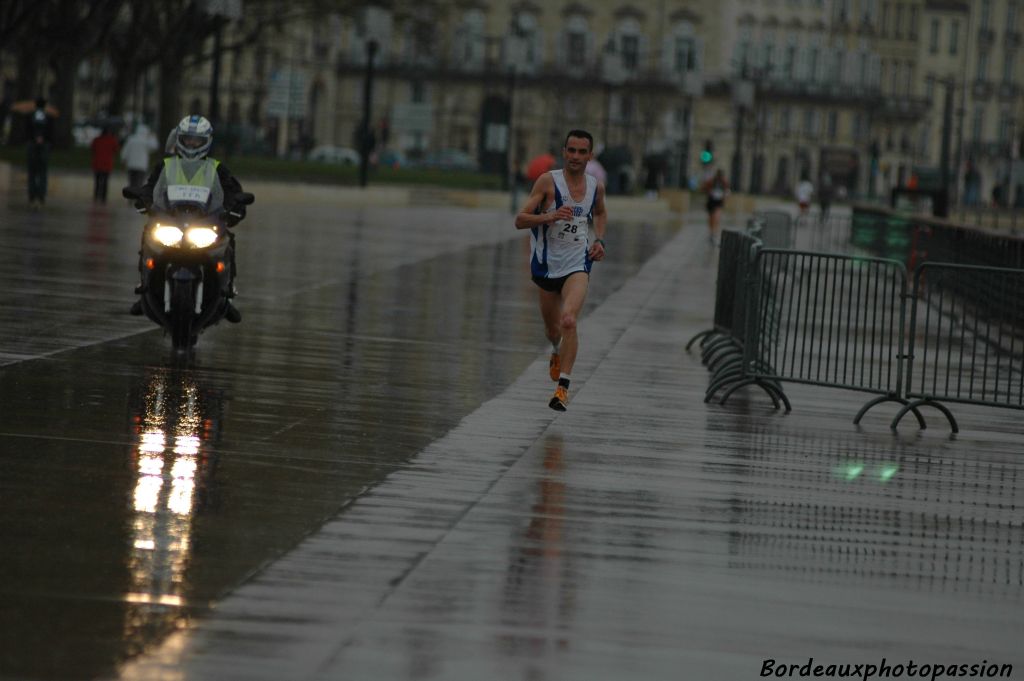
[0,144,504,190]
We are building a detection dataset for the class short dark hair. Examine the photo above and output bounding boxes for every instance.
[564,129,594,152]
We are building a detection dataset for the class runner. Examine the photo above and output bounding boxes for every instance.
[514,129,607,411]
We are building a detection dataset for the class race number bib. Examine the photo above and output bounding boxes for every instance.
[554,215,588,243]
[167,184,211,204]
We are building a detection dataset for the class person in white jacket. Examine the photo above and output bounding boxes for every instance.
[120,122,158,188]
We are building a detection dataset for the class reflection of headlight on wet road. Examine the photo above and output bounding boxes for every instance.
[168,455,198,516]
[174,435,200,456]
[139,431,165,454]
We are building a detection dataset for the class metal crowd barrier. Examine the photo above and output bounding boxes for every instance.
[893,263,1024,433]
[694,207,1024,432]
[715,249,923,426]
[751,210,794,248]
[686,230,760,352]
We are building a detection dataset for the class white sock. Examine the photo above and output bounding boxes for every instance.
[551,339,561,354]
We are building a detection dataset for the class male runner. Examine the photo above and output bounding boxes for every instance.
[515,129,607,411]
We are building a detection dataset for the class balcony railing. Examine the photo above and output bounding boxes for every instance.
[336,51,701,93]
[877,96,932,120]
[972,79,994,99]
[998,82,1019,100]
[967,140,1012,158]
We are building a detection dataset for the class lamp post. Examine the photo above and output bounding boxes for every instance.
[357,7,388,188]
[731,76,754,192]
[358,39,378,188]
[506,16,527,204]
[201,0,242,133]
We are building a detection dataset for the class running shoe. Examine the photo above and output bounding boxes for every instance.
[549,385,569,411]
[549,353,561,382]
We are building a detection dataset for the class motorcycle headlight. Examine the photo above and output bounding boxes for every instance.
[152,224,184,246]
[186,227,218,248]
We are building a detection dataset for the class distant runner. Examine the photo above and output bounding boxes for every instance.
[515,129,607,411]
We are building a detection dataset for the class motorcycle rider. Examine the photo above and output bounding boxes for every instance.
[129,114,248,323]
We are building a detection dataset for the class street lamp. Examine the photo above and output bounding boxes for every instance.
[730,74,754,192]
[506,16,528,203]
[358,40,378,188]
[358,7,389,188]
[201,0,243,132]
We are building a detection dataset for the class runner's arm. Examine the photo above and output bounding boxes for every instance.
[514,173,572,229]
[588,182,608,261]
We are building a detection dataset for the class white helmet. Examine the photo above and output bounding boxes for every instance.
[175,114,213,160]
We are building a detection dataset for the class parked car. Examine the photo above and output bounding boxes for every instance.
[414,149,478,171]
[308,145,360,165]
[377,149,409,169]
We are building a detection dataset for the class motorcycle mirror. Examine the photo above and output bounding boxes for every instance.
[237,192,255,206]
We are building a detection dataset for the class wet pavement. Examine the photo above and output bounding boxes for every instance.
[2,194,1023,681]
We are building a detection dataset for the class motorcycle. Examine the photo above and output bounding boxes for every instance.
[123,184,254,350]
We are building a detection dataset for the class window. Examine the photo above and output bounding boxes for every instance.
[674,37,697,72]
[621,35,639,70]
[562,15,590,70]
[981,0,992,29]
[909,7,919,38]
[763,31,776,74]
[784,42,797,79]
[950,20,959,55]
[999,110,1013,142]
[862,0,876,24]
[929,19,939,53]
[859,51,869,86]
[1010,2,1020,32]
[827,110,838,137]
[977,50,989,81]
[568,32,586,67]
[804,109,820,136]
[894,4,903,38]
[925,74,935,100]
[971,106,985,142]
[411,80,426,103]
[780,107,792,134]
[454,10,485,69]
[881,2,890,35]
[808,46,820,81]
[1004,51,1016,83]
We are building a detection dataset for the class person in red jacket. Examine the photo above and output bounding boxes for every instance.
[90,127,119,203]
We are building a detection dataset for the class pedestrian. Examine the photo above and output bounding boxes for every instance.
[700,168,729,245]
[120,122,158,188]
[515,129,607,412]
[818,172,834,220]
[90,126,119,203]
[25,97,54,207]
[795,174,814,217]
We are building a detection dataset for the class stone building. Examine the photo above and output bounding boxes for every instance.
[163,0,1023,202]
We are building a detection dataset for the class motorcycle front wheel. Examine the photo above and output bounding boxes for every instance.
[170,280,196,350]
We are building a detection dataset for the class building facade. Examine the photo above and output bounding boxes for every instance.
[120,0,1024,201]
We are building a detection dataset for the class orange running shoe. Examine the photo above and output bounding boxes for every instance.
[548,385,569,411]
[548,353,561,382]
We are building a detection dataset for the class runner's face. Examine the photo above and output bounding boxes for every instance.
[563,137,592,171]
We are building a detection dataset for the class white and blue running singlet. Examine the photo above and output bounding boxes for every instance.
[530,169,598,280]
